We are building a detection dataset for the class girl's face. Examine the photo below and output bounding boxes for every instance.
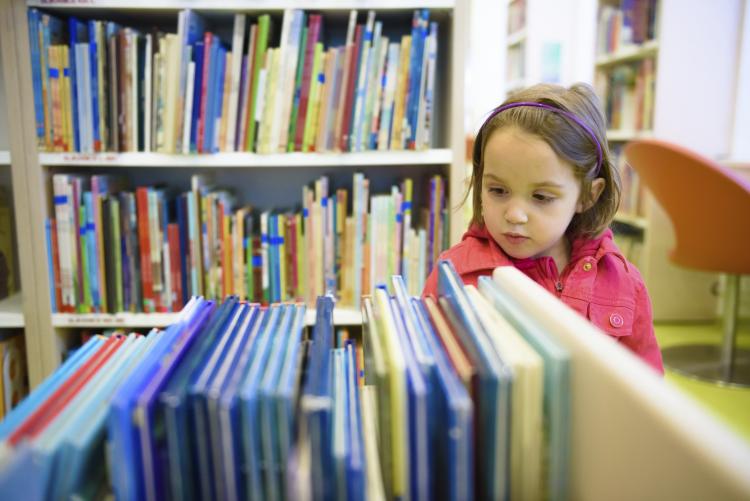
[481,127,584,271]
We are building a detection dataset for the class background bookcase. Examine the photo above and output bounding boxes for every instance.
[593,0,744,321]
[0,0,469,385]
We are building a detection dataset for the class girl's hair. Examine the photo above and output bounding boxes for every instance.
[468,82,621,239]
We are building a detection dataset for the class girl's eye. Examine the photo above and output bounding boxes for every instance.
[488,187,507,196]
[533,193,555,203]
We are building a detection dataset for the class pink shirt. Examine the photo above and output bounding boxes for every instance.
[423,224,664,374]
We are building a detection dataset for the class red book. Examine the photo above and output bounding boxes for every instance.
[339,24,363,152]
[294,15,322,151]
[50,219,64,312]
[167,223,183,311]
[252,235,263,304]
[8,335,125,445]
[197,32,213,153]
[135,187,154,312]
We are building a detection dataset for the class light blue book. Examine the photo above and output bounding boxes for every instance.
[345,342,366,501]
[413,298,474,501]
[478,276,571,501]
[238,305,283,501]
[438,260,512,500]
[0,337,103,440]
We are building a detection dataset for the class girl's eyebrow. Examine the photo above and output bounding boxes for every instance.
[532,181,565,189]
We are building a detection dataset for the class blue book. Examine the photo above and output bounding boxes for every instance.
[271,305,307,500]
[176,193,190,302]
[406,10,430,148]
[82,192,100,311]
[216,307,270,501]
[27,9,45,143]
[238,305,284,501]
[413,298,474,501]
[478,276,571,501]
[437,260,512,501]
[205,305,262,501]
[202,37,219,153]
[188,301,249,500]
[212,44,227,153]
[190,41,205,152]
[388,294,431,501]
[87,20,100,151]
[301,296,335,499]
[258,305,297,501]
[345,342,366,501]
[68,17,88,152]
[136,299,216,501]
[107,298,202,501]
[159,297,238,501]
[0,337,103,440]
[44,219,57,312]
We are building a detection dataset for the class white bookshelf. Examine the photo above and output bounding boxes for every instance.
[27,0,457,10]
[4,0,469,381]
[506,28,526,47]
[0,293,24,328]
[52,306,362,328]
[0,151,9,165]
[595,0,744,320]
[38,149,453,168]
[595,39,659,68]
[606,129,654,142]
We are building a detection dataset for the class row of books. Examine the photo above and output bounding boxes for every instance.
[613,143,646,217]
[596,0,659,55]
[46,172,447,314]
[0,260,572,500]
[595,57,655,132]
[28,8,439,154]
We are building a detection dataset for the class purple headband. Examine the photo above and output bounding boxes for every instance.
[486,101,603,175]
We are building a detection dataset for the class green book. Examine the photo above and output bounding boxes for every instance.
[111,198,124,312]
[287,24,308,152]
[246,14,271,152]
[79,205,91,313]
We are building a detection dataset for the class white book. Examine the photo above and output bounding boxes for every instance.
[163,34,181,153]
[144,34,152,152]
[53,175,74,310]
[174,10,187,152]
[378,43,400,150]
[417,24,437,149]
[260,211,270,297]
[182,61,195,155]
[268,9,293,153]
[277,10,304,152]
[352,172,364,307]
[225,13,246,152]
[361,21,383,150]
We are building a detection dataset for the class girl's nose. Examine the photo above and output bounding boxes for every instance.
[504,203,528,225]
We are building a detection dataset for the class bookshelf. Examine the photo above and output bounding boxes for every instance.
[504,0,583,95]
[2,0,469,383]
[594,0,744,320]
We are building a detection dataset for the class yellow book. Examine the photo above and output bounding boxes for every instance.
[315,47,337,152]
[223,213,232,298]
[303,43,325,152]
[390,35,412,150]
[163,34,181,153]
[373,288,408,499]
[259,48,281,153]
[278,214,287,301]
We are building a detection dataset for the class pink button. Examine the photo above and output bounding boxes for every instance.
[609,313,624,328]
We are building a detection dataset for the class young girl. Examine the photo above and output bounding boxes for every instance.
[422,83,663,373]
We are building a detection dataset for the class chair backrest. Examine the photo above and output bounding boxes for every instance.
[623,139,750,274]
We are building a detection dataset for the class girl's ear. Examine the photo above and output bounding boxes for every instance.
[576,177,606,213]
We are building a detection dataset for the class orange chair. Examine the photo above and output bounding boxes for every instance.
[624,139,750,386]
